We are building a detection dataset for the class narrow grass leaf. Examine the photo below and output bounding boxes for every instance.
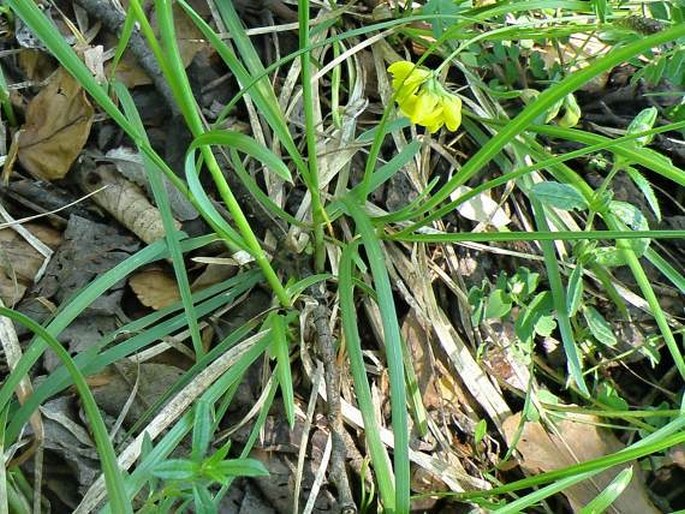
[339,240,395,511]
[192,400,213,461]
[342,199,409,513]
[531,199,588,395]
[0,308,132,514]
[114,81,204,357]
[269,312,295,428]
[580,467,633,514]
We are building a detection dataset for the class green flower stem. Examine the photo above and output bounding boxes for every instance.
[154,0,290,307]
[299,0,327,273]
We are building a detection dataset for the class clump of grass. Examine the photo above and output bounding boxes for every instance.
[3,1,685,512]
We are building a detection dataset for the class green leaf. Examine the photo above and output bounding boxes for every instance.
[558,94,581,128]
[583,305,617,347]
[468,286,486,326]
[596,382,629,411]
[422,0,463,39]
[190,131,292,183]
[624,166,661,222]
[211,459,269,479]
[626,107,658,147]
[474,419,487,445]
[191,400,213,461]
[515,291,553,344]
[268,313,295,428]
[192,486,216,514]
[566,264,584,317]
[510,267,539,299]
[152,459,199,481]
[485,289,512,319]
[531,182,588,211]
[580,467,633,514]
[534,314,557,337]
[609,201,649,231]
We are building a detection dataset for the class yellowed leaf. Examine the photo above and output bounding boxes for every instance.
[17,67,94,180]
[503,412,660,513]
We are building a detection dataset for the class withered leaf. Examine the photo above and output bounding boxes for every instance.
[17,67,94,180]
[129,268,181,310]
[503,412,660,513]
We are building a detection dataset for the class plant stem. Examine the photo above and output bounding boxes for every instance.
[299,0,327,273]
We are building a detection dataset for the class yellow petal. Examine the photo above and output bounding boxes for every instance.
[426,117,444,133]
[399,94,419,118]
[411,91,440,124]
[441,95,462,131]
[388,61,430,101]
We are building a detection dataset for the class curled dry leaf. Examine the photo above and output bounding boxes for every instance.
[74,158,181,245]
[16,67,94,180]
[0,223,62,305]
[503,412,660,513]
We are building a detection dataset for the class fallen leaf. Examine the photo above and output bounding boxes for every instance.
[17,67,94,180]
[73,158,180,245]
[503,412,660,513]
[90,360,185,428]
[129,268,180,310]
[0,223,62,306]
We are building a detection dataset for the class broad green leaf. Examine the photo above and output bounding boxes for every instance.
[474,419,487,445]
[515,291,554,344]
[609,201,649,231]
[626,107,658,147]
[485,289,513,319]
[534,314,557,337]
[558,94,581,128]
[532,182,588,211]
[468,286,486,326]
[583,305,617,347]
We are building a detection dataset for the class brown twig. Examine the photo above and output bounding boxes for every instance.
[309,282,357,514]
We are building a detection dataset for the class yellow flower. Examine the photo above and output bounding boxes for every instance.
[388,60,462,133]
[388,60,431,103]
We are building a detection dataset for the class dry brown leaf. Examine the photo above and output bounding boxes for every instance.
[17,67,94,180]
[130,261,236,311]
[503,412,660,513]
[402,310,462,411]
[74,160,180,245]
[90,360,185,428]
[129,268,180,310]
[0,223,62,305]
